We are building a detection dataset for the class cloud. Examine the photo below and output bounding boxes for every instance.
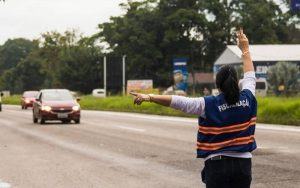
[0,0,126,44]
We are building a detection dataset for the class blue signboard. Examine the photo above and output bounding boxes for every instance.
[173,58,188,91]
[291,0,300,11]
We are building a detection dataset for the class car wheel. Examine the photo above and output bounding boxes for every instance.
[25,106,27,110]
[21,106,24,109]
[62,120,71,124]
[74,119,80,124]
[0,104,2,112]
[40,118,45,125]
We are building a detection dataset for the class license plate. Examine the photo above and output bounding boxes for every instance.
[58,113,68,118]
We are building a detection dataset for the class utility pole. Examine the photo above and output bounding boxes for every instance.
[103,56,107,97]
[122,55,126,95]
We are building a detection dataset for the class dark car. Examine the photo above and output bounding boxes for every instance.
[33,89,81,124]
[21,91,39,109]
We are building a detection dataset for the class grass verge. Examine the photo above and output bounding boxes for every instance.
[79,95,193,118]
[2,95,299,126]
[257,97,300,126]
[2,95,20,105]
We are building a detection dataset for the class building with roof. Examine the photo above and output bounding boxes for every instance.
[214,45,300,79]
[187,73,215,94]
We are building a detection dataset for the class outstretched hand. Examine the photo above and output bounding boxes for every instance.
[236,28,249,53]
[130,92,150,105]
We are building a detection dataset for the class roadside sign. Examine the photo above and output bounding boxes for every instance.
[127,80,153,94]
[291,0,300,11]
[173,58,188,92]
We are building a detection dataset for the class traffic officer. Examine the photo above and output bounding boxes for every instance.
[130,28,257,188]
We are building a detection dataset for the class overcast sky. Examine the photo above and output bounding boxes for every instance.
[0,0,127,44]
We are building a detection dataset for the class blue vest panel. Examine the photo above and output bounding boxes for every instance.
[197,89,257,158]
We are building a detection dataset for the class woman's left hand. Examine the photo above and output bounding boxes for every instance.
[237,28,249,53]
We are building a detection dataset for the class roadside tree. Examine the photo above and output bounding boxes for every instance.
[267,61,299,95]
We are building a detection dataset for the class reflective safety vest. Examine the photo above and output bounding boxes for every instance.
[197,89,257,158]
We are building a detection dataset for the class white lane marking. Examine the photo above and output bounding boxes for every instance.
[0,181,11,188]
[257,146,298,154]
[117,126,145,132]
[257,146,268,149]
[257,124,300,133]
[85,110,197,123]
[87,110,300,132]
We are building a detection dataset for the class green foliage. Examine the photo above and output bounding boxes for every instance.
[98,0,300,87]
[0,51,46,93]
[1,95,20,105]
[0,31,102,94]
[0,0,299,94]
[0,38,38,72]
[36,31,101,92]
[267,62,300,95]
[257,97,300,126]
[0,38,38,91]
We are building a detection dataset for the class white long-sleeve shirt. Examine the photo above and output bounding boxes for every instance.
[170,71,256,160]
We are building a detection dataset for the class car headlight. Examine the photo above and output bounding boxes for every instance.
[41,105,52,112]
[25,99,30,103]
[72,106,80,111]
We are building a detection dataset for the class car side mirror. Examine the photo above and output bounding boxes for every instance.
[76,97,81,102]
[35,98,40,102]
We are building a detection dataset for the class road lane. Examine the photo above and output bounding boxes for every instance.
[0,105,299,188]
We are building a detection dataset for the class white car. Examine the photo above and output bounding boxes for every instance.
[256,78,268,97]
[92,89,106,98]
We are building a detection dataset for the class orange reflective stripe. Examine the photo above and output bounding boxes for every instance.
[199,117,256,135]
[197,138,255,151]
[197,135,255,150]
[199,122,256,135]
[199,117,256,130]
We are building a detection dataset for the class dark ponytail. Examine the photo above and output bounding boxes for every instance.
[216,65,240,105]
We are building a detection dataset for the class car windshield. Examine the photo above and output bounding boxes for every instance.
[23,91,38,98]
[42,90,74,101]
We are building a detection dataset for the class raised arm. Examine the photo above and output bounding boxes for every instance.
[237,29,256,95]
[237,28,254,73]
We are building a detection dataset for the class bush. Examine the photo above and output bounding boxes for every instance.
[257,97,300,126]
[2,95,20,105]
[267,62,299,95]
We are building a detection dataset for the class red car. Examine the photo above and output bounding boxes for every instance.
[33,89,81,124]
[21,91,39,109]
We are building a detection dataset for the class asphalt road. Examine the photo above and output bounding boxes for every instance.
[0,105,299,188]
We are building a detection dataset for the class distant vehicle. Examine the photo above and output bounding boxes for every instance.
[33,89,81,124]
[21,91,39,109]
[1,90,10,97]
[256,78,268,97]
[0,92,3,111]
[92,89,106,98]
